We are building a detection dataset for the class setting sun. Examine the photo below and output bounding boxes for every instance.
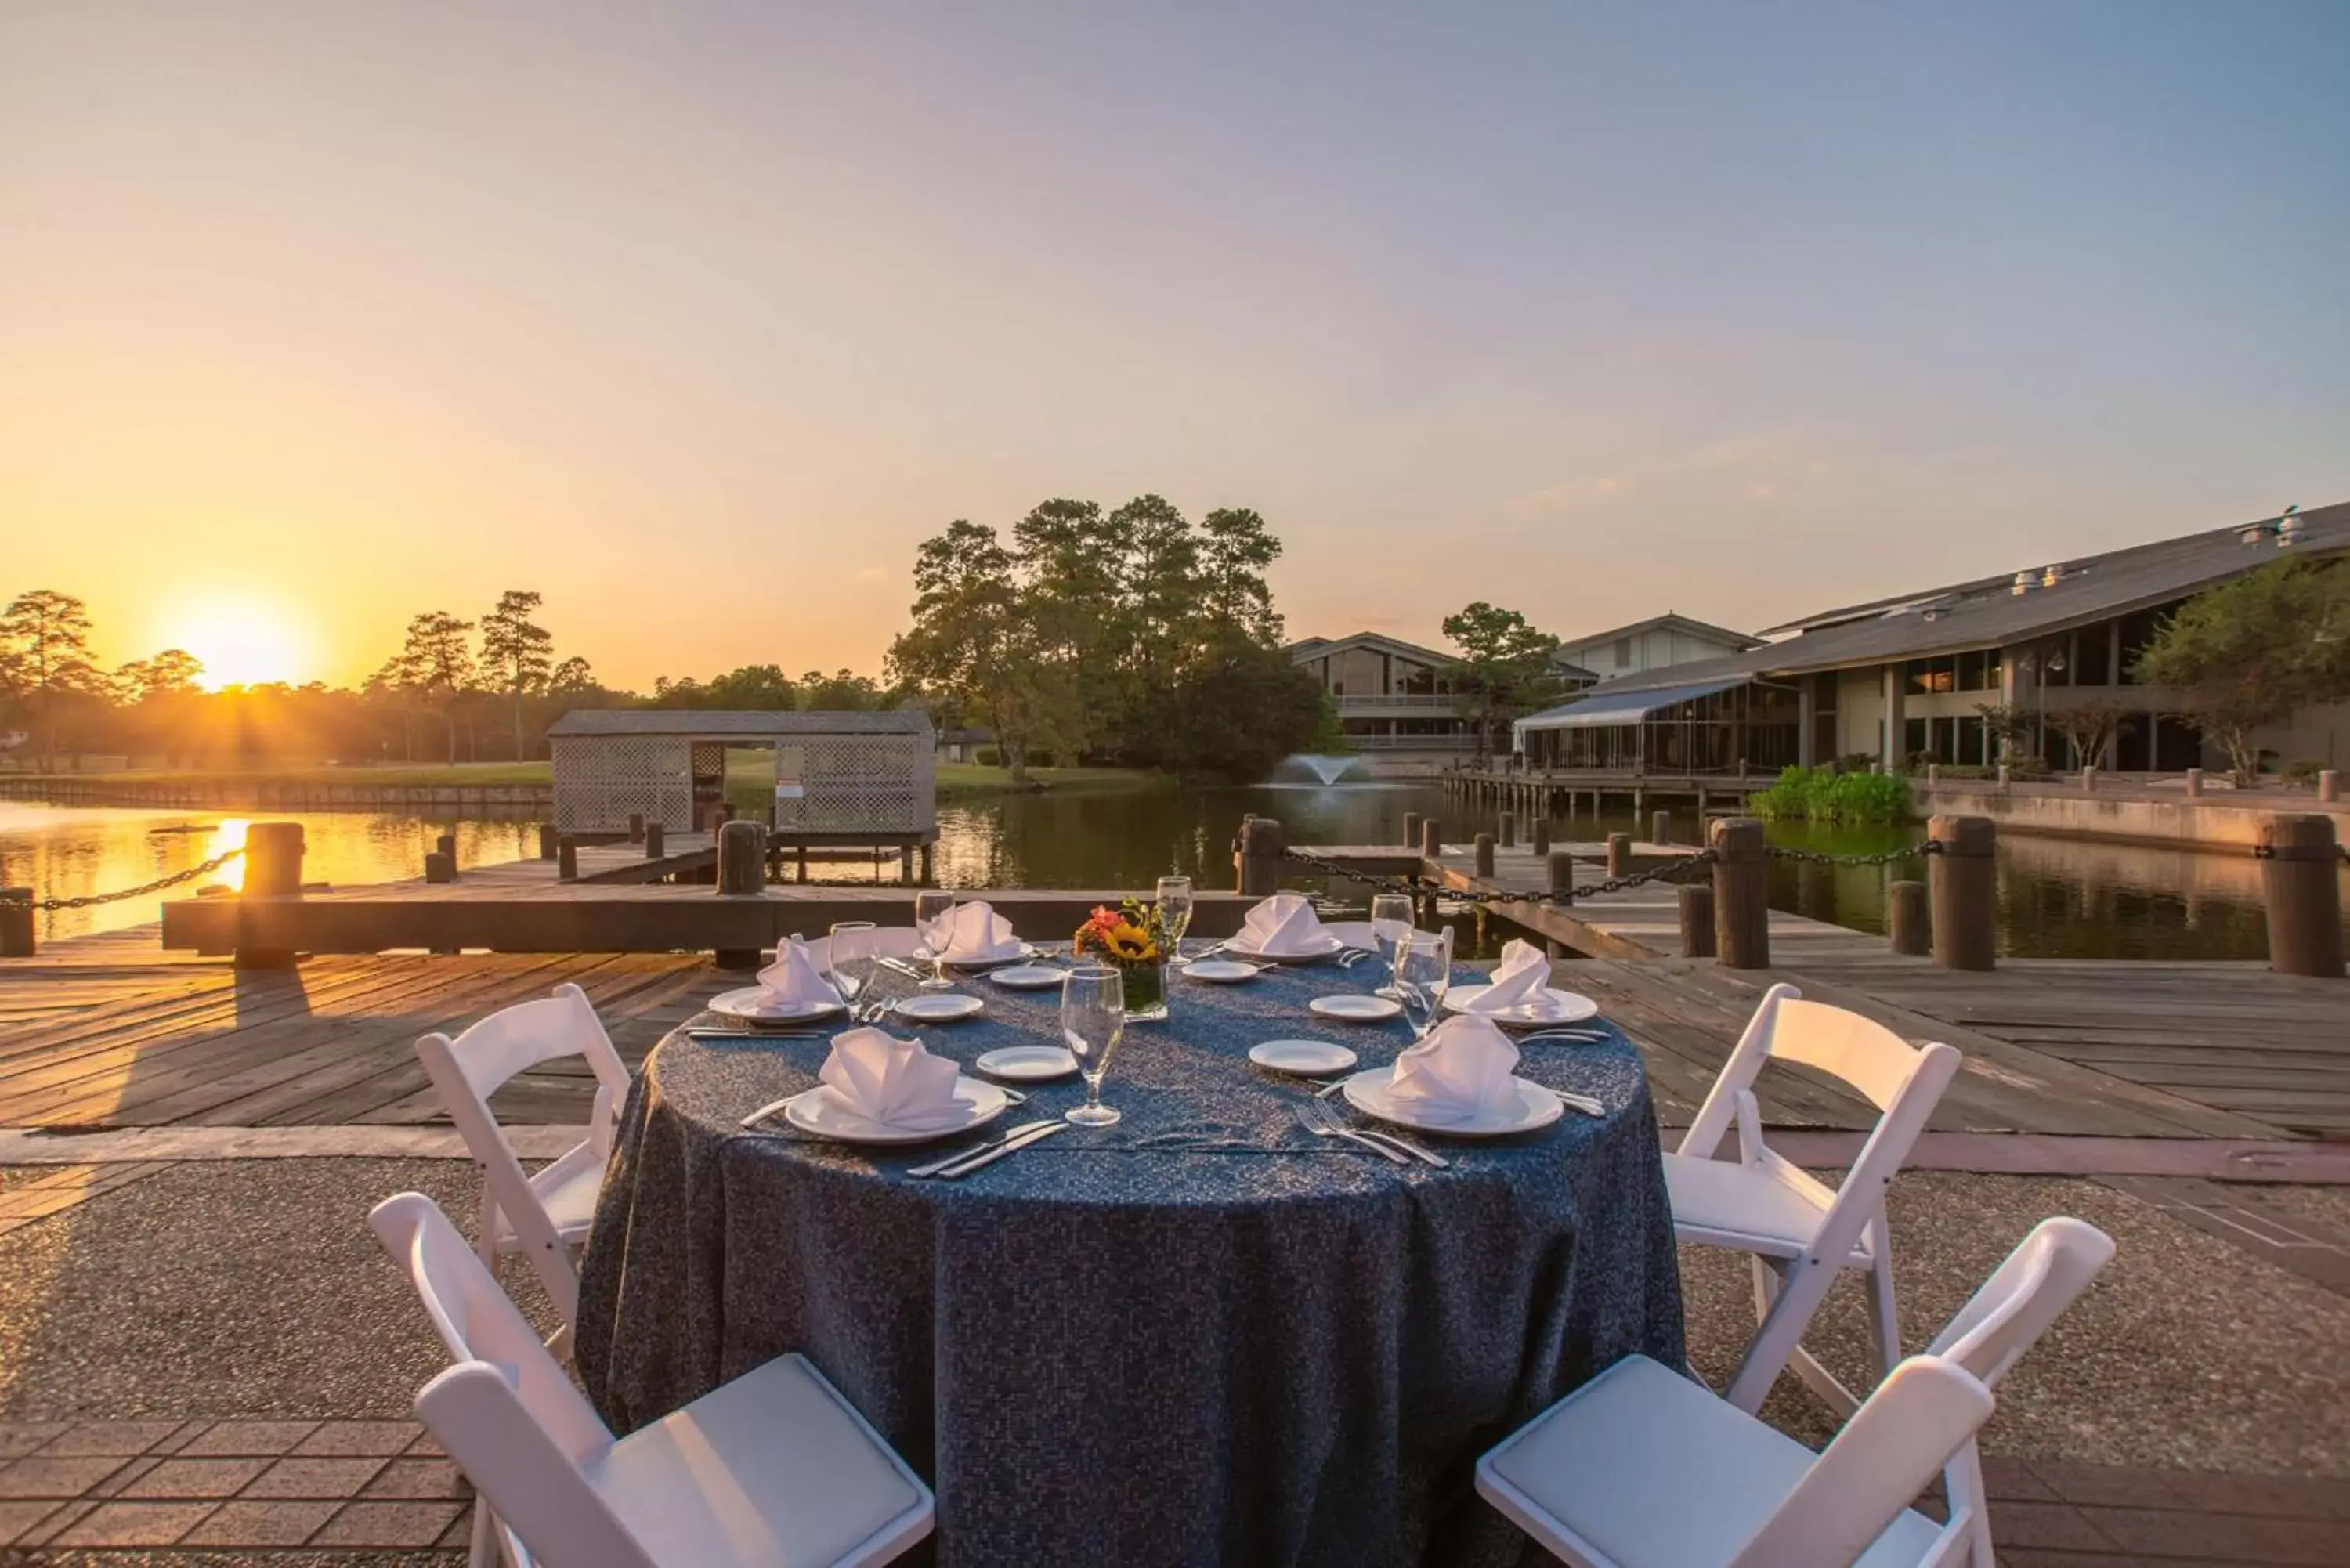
[158,598,311,690]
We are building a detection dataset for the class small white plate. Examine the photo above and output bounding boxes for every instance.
[1225,931,1347,963]
[976,1044,1080,1081]
[988,965,1068,990]
[783,1078,1009,1143]
[1249,1039,1358,1075]
[1441,985,1602,1026]
[894,992,985,1022]
[923,943,1043,971]
[1341,1065,1565,1137]
[1184,959,1260,984]
[1308,993,1402,1022]
[710,987,846,1023]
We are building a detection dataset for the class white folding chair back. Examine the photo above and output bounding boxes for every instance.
[1667,983,1963,1413]
[415,981,629,1331]
[372,1193,934,1568]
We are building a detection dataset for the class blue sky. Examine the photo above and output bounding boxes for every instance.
[2,1,2344,682]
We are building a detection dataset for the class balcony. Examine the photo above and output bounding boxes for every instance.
[1332,693,1460,712]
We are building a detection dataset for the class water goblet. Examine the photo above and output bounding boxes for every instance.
[1370,893,1415,999]
[913,890,956,990]
[1061,964,1126,1126]
[1394,929,1455,1042]
[1155,875,1195,966]
[826,921,875,1005]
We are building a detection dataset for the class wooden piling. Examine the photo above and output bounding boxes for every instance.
[1235,816,1286,897]
[1546,851,1576,905]
[1473,833,1495,877]
[716,821,767,896]
[2185,768,2204,799]
[1499,810,1516,849]
[1401,811,1420,851]
[1889,880,1931,956]
[627,812,645,844]
[1420,819,1442,861]
[2258,815,2345,978]
[423,852,456,884]
[1651,810,1672,847]
[1997,764,2012,789]
[556,837,579,882]
[537,823,559,860]
[1708,817,1770,969]
[1606,833,1632,880]
[435,833,457,868]
[0,889,32,959]
[2321,770,2341,805]
[236,822,306,970]
[1928,814,1998,971]
[1531,818,1551,857]
[2081,765,2098,793]
[644,822,665,858]
[1677,883,1716,958]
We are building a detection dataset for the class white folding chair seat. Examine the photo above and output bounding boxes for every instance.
[1479,1216,2115,1568]
[486,1139,605,1250]
[1666,982,1962,1414]
[372,1191,933,1568]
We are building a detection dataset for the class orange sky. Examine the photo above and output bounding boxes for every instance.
[5,4,2345,691]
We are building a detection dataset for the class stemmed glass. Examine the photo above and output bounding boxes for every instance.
[1155,875,1195,967]
[1394,928,1455,1042]
[826,921,874,1006]
[1060,964,1126,1126]
[1370,893,1415,999]
[913,891,956,991]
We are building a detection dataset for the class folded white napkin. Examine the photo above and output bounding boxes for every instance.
[817,1027,967,1129]
[1459,938,1557,1017]
[926,901,1022,963]
[754,939,844,1009]
[1386,1014,1524,1128]
[1240,892,1329,955]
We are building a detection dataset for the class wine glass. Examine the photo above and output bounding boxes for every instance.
[1061,964,1126,1126]
[1369,893,1415,999]
[1394,928,1455,1042]
[826,921,874,1005]
[1155,875,1195,967]
[913,890,956,990]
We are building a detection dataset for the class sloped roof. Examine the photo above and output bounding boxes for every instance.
[1556,612,1763,652]
[1571,502,2350,699]
[548,709,932,738]
[1285,630,1456,666]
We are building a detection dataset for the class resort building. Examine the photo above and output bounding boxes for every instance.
[1513,503,2350,775]
[1550,612,1763,682]
[1288,632,1480,766]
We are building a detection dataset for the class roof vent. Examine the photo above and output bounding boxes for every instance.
[2279,506,2304,546]
[2041,565,2066,588]
[2012,571,2034,596]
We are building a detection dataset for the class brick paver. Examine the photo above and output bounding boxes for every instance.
[119,1455,276,1498]
[309,1498,466,1548]
[47,1498,219,1547]
[240,1454,390,1498]
[172,1418,325,1456]
[291,1418,422,1457]
[177,1496,342,1547]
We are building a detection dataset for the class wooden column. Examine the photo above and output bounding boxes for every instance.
[1235,816,1286,897]
[1547,851,1576,905]
[2320,770,2341,804]
[1708,817,1769,969]
[556,837,579,881]
[1530,818,1551,857]
[1889,880,1930,956]
[644,822,666,858]
[537,823,559,860]
[435,833,457,868]
[1419,819,1442,861]
[236,822,306,970]
[2185,767,2204,798]
[627,812,645,844]
[1928,814,1998,970]
[423,852,456,884]
[1473,833,1495,878]
[2258,815,2345,978]
[1401,811,1420,851]
[1651,810,1672,847]
[1677,884,1716,957]
[2081,765,2098,793]
[1498,811,1516,849]
[0,887,32,959]
[1606,833,1632,880]
[1996,764,2012,789]
[716,821,767,895]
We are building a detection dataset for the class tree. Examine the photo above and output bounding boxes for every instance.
[112,649,204,705]
[0,591,103,770]
[1441,602,1564,760]
[1970,701,2036,766]
[2044,696,2133,772]
[392,611,476,763]
[2132,558,2350,781]
[1195,508,1285,645]
[1165,635,1325,779]
[479,590,554,761]
[548,656,600,695]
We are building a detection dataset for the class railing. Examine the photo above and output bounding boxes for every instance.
[1332,693,1460,711]
[1343,734,1476,751]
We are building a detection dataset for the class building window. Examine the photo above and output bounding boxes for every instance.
[1957,649,1995,692]
[2073,623,2111,686]
[1613,637,1632,669]
[1954,714,1986,766]
[1904,717,1929,759]
[1905,656,1955,695]
[2116,603,2178,685]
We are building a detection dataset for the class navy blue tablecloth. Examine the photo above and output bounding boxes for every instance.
[577,952,1683,1568]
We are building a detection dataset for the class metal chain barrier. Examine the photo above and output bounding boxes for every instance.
[0,847,245,912]
[1763,841,1943,868]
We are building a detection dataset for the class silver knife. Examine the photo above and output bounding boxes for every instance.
[934,1121,1069,1179]
[739,1088,817,1127]
[906,1120,1052,1176]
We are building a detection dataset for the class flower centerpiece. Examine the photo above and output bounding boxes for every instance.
[1072,899,1172,1021]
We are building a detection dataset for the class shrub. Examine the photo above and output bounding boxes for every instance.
[1747,764,1913,824]
[976,746,1000,767]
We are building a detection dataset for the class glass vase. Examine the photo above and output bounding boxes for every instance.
[1119,959,1169,1022]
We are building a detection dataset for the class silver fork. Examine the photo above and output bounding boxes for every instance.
[1302,1096,1447,1168]
[1291,1099,1408,1165]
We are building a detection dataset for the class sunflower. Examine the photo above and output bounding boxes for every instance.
[1101,923,1158,963]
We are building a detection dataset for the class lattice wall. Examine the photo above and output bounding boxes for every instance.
[551,730,934,835]
[776,733,935,832]
[551,737,696,833]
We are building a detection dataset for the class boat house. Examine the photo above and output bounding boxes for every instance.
[547,709,937,839]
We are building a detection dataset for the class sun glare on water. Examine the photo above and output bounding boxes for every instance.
[161,599,310,690]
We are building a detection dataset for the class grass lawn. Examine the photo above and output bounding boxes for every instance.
[935,764,1169,794]
[5,762,555,787]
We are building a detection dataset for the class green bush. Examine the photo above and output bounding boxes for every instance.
[975,746,1000,767]
[1747,765,1913,824]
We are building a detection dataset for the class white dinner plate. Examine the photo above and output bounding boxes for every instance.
[894,992,985,1022]
[709,987,846,1023]
[1441,985,1602,1027]
[1224,931,1347,963]
[1184,959,1260,984]
[1340,1065,1566,1137]
[1308,993,1402,1022]
[988,965,1069,990]
[783,1077,1009,1143]
[920,942,1043,971]
[975,1044,1080,1081]
[1249,1039,1358,1076]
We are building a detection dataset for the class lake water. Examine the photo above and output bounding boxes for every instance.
[1,786,2310,960]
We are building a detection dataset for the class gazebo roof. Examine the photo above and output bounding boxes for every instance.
[547,709,932,740]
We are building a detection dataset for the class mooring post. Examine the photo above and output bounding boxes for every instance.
[423,852,456,884]
[1547,851,1575,905]
[2320,769,2341,804]
[1651,810,1672,847]
[1677,883,1716,958]
[236,821,306,970]
[1996,763,2012,789]
[2081,765,2098,793]
[537,823,559,860]
[1889,879,1931,956]
[1498,810,1516,849]
[1401,811,1420,851]
[1531,818,1551,857]
[0,880,32,959]
[2258,814,2345,978]
[716,821,767,895]
[2185,767,2204,799]
[627,812,645,844]
[1473,833,1495,878]
[1708,817,1770,969]
[435,832,457,870]
[1419,819,1442,861]
[1235,816,1285,897]
[644,822,665,859]
[1928,814,1998,970]
[1606,833,1632,880]
[1926,763,1940,786]
[556,836,579,882]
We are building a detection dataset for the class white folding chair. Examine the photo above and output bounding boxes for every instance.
[371,1191,935,1568]
[1477,1216,2114,1568]
[415,982,631,1340]
[1665,982,1961,1414]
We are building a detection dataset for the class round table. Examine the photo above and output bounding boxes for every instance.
[577,952,1683,1568]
